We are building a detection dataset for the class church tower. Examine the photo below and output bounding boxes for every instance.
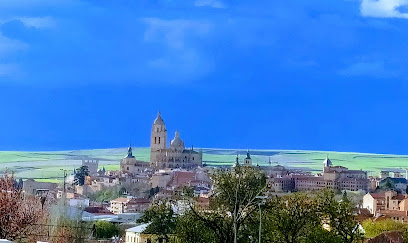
[150,112,167,165]
[244,150,252,166]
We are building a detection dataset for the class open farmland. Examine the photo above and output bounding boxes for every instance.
[1,148,408,182]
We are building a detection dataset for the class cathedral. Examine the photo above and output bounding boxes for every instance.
[150,112,202,169]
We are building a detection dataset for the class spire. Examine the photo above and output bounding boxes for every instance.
[154,111,165,125]
[234,152,240,167]
[246,149,251,159]
[127,143,135,158]
[323,155,332,167]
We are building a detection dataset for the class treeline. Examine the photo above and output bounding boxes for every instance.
[0,173,121,243]
[138,166,363,243]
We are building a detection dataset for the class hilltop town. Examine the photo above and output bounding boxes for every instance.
[3,112,408,242]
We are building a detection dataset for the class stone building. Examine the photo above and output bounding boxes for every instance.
[110,197,150,214]
[120,145,149,176]
[82,159,99,175]
[150,112,202,169]
[269,156,369,192]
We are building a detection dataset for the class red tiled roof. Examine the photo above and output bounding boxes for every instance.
[380,210,407,217]
[370,193,385,199]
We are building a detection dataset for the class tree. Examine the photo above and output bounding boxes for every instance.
[379,178,395,191]
[137,202,178,242]
[362,219,408,239]
[0,173,48,241]
[73,166,89,186]
[263,193,320,243]
[94,221,120,239]
[175,210,218,243]
[188,166,267,243]
[317,189,363,243]
[138,166,267,243]
[48,199,92,243]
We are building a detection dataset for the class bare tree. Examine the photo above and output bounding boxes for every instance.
[0,173,48,241]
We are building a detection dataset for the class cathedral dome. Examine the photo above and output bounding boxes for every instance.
[154,112,165,125]
[170,130,184,149]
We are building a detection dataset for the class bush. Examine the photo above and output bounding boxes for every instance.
[362,219,408,238]
[94,221,120,239]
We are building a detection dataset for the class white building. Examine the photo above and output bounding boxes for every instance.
[125,223,151,243]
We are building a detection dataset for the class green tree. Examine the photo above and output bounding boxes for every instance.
[137,202,178,242]
[94,221,120,239]
[191,166,267,243]
[317,189,363,243]
[73,166,89,186]
[263,193,320,243]
[362,219,408,238]
[175,210,217,243]
[139,166,267,243]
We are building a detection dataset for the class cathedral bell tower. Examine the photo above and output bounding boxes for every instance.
[150,112,167,165]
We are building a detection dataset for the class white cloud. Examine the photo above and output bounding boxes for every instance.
[0,16,56,29]
[361,0,408,18]
[143,18,211,49]
[16,17,56,29]
[142,18,214,83]
[194,0,226,9]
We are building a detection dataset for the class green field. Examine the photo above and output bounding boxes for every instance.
[1,147,407,182]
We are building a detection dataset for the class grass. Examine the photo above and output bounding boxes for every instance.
[1,147,407,182]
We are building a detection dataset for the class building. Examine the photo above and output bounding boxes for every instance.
[125,223,156,243]
[269,157,368,192]
[121,145,149,176]
[22,179,58,195]
[150,112,202,169]
[243,150,252,166]
[82,159,99,175]
[109,197,150,214]
[363,191,406,216]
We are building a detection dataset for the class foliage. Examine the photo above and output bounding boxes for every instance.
[137,167,365,243]
[362,219,408,238]
[73,166,90,186]
[137,202,178,242]
[48,199,92,243]
[379,178,396,192]
[94,221,121,239]
[317,189,363,243]
[174,209,217,243]
[0,173,48,241]
[88,186,122,202]
[148,186,160,198]
[263,193,321,243]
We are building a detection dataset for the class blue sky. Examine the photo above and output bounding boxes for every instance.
[0,0,408,154]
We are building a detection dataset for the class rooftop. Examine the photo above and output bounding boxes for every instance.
[126,223,150,233]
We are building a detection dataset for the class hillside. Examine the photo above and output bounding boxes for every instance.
[0,148,407,182]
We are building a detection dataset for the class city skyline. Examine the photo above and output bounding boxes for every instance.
[1,0,408,154]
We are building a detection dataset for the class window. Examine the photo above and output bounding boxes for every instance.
[159,137,161,144]
[155,137,157,144]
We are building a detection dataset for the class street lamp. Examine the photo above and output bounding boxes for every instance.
[255,196,267,243]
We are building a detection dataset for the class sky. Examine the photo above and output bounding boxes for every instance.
[0,0,408,154]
